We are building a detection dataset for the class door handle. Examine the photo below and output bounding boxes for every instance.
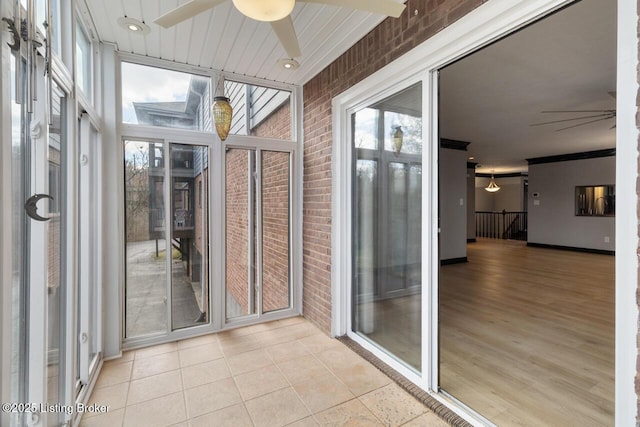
[25,193,53,221]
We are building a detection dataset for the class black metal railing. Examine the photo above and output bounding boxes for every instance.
[475,211,527,241]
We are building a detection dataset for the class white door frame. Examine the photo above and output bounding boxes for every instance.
[332,0,638,425]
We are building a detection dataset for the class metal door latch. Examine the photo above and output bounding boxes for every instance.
[25,193,53,221]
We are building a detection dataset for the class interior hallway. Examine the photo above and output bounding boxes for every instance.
[80,317,447,427]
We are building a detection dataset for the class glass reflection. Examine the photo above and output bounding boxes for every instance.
[352,82,423,371]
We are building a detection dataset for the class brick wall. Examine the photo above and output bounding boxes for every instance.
[226,149,252,314]
[302,0,487,334]
[262,151,290,312]
[251,101,291,140]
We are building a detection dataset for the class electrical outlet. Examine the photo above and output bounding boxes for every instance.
[533,200,540,206]
[604,236,610,243]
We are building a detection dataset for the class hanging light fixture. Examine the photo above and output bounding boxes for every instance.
[391,126,404,156]
[232,0,295,22]
[485,171,501,193]
[212,77,232,141]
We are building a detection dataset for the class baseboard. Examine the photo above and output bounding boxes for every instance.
[467,238,476,243]
[441,257,468,265]
[526,242,615,256]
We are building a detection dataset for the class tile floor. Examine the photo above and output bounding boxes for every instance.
[80,317,447,427]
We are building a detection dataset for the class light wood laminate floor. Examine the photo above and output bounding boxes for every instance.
[440,239,614,426]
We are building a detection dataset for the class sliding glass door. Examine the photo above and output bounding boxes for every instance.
[124,141,210,338]
[351,82,423,372]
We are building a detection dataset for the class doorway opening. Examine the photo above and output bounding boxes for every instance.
[438,0,616,424]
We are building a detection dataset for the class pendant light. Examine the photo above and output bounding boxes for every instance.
[485,171,500,193]
[212,77,232,141]
[391,126,404,156]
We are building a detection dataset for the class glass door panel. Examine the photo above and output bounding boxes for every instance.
[225,148,256,319]
[46,80,68,427]
[124,140,167,338]
[170,144,209,330]
[261,151,291,313]
[352,82,423,372]
[9,52,28,427]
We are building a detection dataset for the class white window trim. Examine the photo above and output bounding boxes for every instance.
[332,0,638,425]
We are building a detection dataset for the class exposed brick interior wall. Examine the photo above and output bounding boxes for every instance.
[262,151,290,312]
[302,0,487,334]
[226,149,251,314]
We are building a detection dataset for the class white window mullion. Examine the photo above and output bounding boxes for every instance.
[255,150,263,316]
[165,142,172,333]
[78,113,91,384]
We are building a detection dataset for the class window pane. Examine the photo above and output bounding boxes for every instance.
[225,80,292,140]
[352,82,423,372]
[225,148,255,318]
[47,81,67,426]
[10,54,28,427]
[354,108,378,150]
[76,21,92,99]
[262,151,290,313]
[122,62,212,131]
[124,140,167,337]
[171,144,210,330]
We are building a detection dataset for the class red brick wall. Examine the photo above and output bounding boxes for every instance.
[251,101,291,140]
[226,149,251,314]
[261,151,290,312]
[302,0,487,334]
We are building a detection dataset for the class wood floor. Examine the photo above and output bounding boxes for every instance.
[439,239,614,426]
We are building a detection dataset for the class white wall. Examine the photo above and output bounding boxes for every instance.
[528,156,615,251]
[440,148,467,260]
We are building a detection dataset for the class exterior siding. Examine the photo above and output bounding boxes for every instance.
[301,0,487,334]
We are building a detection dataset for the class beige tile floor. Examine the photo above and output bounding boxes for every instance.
[80,317,447,427]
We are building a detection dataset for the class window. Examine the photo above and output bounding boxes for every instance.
[225,80,292,140]
[75,19,92,100]
[121,62,212,131]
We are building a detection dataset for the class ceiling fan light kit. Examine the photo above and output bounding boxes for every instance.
[152,0,405,59]
[232,0,295,22]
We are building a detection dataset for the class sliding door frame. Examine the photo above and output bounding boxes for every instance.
[332,0,638,425]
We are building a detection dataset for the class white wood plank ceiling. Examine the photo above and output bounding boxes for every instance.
[82,0,406,85]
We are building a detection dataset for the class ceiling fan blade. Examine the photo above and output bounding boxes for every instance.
[541,110,616,113]
[154,0,226,28]
[530,113,615,127]
[301,0,405,18]
[555,115,616,131]
[271,16,302,58]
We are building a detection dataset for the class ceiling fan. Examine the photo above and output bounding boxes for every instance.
[153,0,406,58]
[530,92,616,131]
